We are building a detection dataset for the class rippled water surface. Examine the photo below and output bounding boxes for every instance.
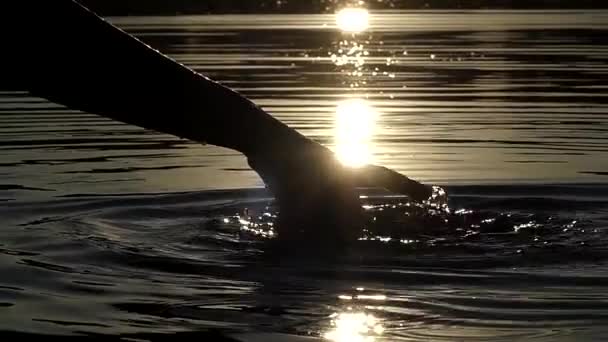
[2,9,608,341]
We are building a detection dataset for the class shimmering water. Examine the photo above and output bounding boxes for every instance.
[1,9,608,341]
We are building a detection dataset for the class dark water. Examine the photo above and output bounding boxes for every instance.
[1,9,608,341]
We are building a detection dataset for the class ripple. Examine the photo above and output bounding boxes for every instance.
[2,8,608,341]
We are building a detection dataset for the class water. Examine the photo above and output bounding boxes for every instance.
[1,9,608,341]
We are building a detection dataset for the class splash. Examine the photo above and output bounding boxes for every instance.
[215,183,604,262]
[221,185,452,243]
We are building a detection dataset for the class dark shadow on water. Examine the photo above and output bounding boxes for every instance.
[61,164,207,174]
[0,330,243,342]
[0,184,53,192]
[580,171,608,176]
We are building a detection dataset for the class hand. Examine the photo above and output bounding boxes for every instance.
[247,141,435,243]
[351,164,434,203]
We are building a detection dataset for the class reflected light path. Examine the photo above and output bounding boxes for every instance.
[336,8,370,33]
[335,99,377,168]
[324,311,385,342]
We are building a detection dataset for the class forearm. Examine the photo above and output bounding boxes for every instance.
[5,1,308,157]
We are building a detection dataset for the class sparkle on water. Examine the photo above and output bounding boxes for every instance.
[334,98,377,168]
[335,8,370,33]
[324,311,384,342]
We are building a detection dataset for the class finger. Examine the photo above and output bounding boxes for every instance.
[354,164,433,202]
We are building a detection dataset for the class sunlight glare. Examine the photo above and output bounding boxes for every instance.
[324,312,384,342]
[336,8,370,33]
[335,99,377,168]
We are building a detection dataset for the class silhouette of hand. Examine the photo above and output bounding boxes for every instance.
[247,142,435,243]
[351,164,434,203]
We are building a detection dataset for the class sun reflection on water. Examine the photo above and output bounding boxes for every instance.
[336,8,370,33]
[324,311,384,342]
[334,98,377,168]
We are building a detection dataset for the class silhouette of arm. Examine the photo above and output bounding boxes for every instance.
[6,0,309,159]
[4,1,436,240]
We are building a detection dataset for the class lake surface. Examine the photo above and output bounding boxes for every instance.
[1,9,608,341]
